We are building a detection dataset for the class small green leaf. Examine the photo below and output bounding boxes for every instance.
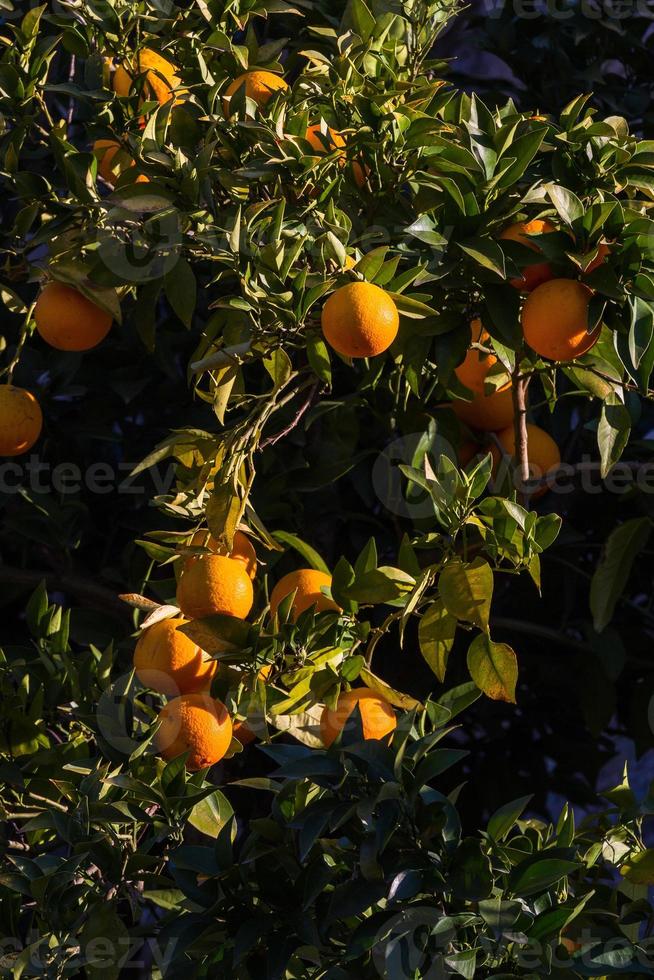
[188,789,234,839]
[597,394,630,478]
[467,634,517,703]
[487,795,532,841]
[165,257,196,328]
[439,557,493,630]
[590,517,651,632]
[418,600,457,682]
[620,850,654,885]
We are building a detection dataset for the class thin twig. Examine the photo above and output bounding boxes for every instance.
[260,382,318,449]
[66,54,76,130]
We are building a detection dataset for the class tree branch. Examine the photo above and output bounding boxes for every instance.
[512,369,531,507]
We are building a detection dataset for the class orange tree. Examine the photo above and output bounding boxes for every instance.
[2,0,654,975]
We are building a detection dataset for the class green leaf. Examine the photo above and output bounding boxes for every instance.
[188,789,234,839]
[589,517,651,632]
[487,795,532,841]
[508,858,581,898]
[467,634,517,703]
[80,903,129,980]
[439,557,493,630]
[459,239,506,278]
[165,257,196,328]
[307,333,331,384]
[620,850,654,885]
[262,347,292,390]
[272,531,330,573]
[418,600,457,682]
[359,667,422,711]
[449,838,493,901]
[544,183,584,226]
[597,394,631,478]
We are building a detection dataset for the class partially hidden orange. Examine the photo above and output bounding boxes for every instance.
[522,278,597,362]
[155,693,232,771]
[269,568,340,621]
[0,385,43,456]
[499,218,556,292]
[134,616,218,696]
[34,282,113,352]
[320,688,397,747]
[176,554,254,621]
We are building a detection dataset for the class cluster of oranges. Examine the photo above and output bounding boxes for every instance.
[450,218,607,493]
[0,281,117,458]
[133,531,397,770]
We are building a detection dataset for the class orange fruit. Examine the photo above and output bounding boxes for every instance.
[321,282,399,358]
[491,423,561,499]
[305,124,346,154]
[183,529,257,578]
[176,554,254,620]
[0,385,43,457]
[320,688,397,747]
[583,243,610,274]
[305,124,366,188]
[522,278,597,362]
[112,48,186,105]
[133,616,218,696]
[222,70,287,116]
[155,693,232,771]
[92,139,148,186]
[455,318,510,396]
[452,386,514,432]
[34,282,113,352]
[269,568,340,621]
[499,218,556,292]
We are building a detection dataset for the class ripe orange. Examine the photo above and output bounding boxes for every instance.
[34,282,113,352]
[522,278,597,362]
[321,282,399,358]
[305,124,366,187]
[0,385,43,457]
[112,48,186,105]
[176,554,254,620]
[320,688,397,747]
[155,693,232,771]
[491,423,561,498]
[184,529,257,578]
[455,318,510,396]
[92,139,148,185]
[133,616,218,696]
[452,386,514,432]
[222,70,288,116]
[269,568,340,621]
[305,124,346,154]
[499,218,556,292]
